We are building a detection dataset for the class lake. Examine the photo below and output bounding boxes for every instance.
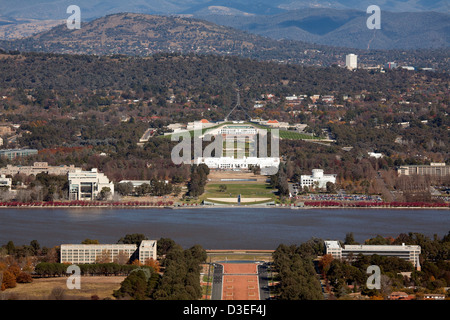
[0,207,448,249]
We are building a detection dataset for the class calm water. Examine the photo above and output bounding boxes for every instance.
[0,207,448,249]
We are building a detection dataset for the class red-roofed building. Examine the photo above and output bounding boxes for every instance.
[388,292,414,300]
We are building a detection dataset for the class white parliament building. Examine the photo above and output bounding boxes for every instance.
[195,156,280,171]
[194,122,280,174]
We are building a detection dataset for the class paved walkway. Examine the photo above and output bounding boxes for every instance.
[210,262,271,300]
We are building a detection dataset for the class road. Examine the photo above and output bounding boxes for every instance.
[258,263,271,300]
[211,263,223,300]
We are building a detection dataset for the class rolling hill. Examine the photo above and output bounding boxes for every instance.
[0,12,343,63]
[1,12,448,72]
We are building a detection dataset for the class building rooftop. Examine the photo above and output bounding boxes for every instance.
[324,241,341,249]
[61,243,137,248]
[344,244,420,251]
[139,240,157,249]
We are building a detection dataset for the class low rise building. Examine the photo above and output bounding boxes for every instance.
[324,241,421,269]
[397,163,449,177]
[265,120,290,129]
[118,180,152,188]
[0,149,38,160]
[300,169,336,190]
[68,168,114,200]
[187,119,216,131]
[423,293,446,300]
[0,162,80,176]
[60,240,157,264]
[368,152,383,159]
[0,174,12,190]
[388,292,413,300]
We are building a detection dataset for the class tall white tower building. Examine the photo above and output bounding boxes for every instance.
[346,54,358,70]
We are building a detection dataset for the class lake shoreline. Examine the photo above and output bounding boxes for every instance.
[0,204,447,210]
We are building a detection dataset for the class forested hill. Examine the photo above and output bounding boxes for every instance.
[0,12,333,65]
[1,12,448,72]
[1,51,447,98]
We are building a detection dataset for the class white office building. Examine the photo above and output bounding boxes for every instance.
[68,168,115,200]
[0,174,12,190]
[324,241,421,269]
[346,54,358,70]
[300,169,336,190]
[60,240,157,265]
[0,162,80,176]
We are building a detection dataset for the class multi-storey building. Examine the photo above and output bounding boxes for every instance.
[397,163,449,177]
[60,240,157,264]
[324,241,421,269]
[68,168,114,200]
[346,54,358,70]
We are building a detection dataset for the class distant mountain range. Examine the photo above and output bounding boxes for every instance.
[0,0,448,20]
[0,1,448,50]
[194,8,450,49]
[1,12,448,72]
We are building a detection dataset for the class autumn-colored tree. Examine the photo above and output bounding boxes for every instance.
[131,259,142,266]
[145,258,160,273]
[8,265,21,278]
[318,254,334,275]
[16,272,33,283]
[1,270,16,290]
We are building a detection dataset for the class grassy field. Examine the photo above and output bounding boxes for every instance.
[279,130,318,140]
[2,276,125,300]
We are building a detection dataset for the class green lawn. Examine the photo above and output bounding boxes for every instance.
[201,183,276,201]
[279,130,319,140]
